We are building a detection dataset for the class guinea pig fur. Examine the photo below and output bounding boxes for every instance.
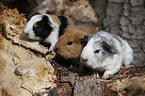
[24,13,74,52]
[80,31,133,78]
[55,25,97,59]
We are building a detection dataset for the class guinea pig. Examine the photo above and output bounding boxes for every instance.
[80,31,133,78]
[23,13,74,52]
[55,25,97,59]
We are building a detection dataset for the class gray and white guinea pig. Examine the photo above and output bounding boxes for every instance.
[55,25,97,59]
[23,13,74,52]
[80,31,133,78]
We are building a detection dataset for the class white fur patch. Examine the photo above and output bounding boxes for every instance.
[43,25,59,52]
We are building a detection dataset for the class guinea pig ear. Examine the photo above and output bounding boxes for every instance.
[80,35,89,46]
[102,41,117,54]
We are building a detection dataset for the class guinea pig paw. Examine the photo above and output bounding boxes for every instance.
[102,74,113,79]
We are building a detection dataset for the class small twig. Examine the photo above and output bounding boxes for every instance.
[99,79,114,82]
[6,11,11,17]
[124,74,132,80]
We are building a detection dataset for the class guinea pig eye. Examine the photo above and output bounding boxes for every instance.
[94,50,100,53]
[67,41,73,45]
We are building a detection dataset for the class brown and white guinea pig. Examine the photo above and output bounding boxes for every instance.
[23,13,74,52]
[55,25,97,59]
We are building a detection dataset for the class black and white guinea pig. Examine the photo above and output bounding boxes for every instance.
[80,31,133,78]
[23,13,74,52]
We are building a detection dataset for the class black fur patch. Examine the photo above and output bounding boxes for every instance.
[58,16,69,37]
[80,35,89,47]
[33,15,53,39]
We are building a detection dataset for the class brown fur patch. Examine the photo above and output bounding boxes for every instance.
[55,25,97,59]
[66,16,75,27]
[49,15,61,26]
